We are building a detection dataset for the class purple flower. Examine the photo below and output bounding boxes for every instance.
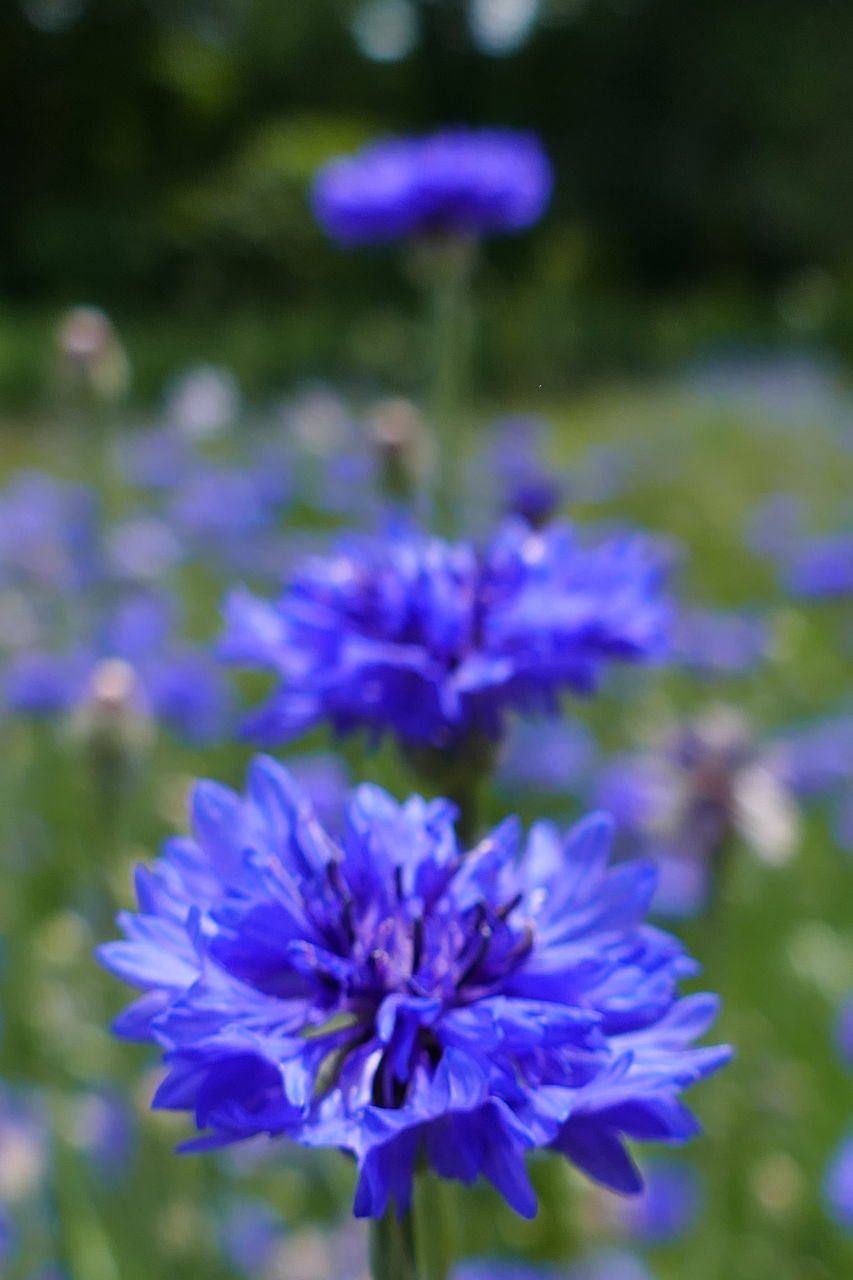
[4,593,231,744]
[219,1198,286,1275]
[99,757,729,1220]
[478,415,565,528]
[497,719,597,796]
[598,708,800,915]
[311,128,553,247]
[219,519,671,752]
[834,997,853,1069]
[783,532,853,599]
[824,1128,853,1230]
[674,609,771,677]
[616,1157,702,1243]
[70,1087,136,1178]
[0,471,99,593]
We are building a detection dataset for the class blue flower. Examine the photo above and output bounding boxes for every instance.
[783,532,853,599]
[99,757,729,1220]
[4,593,231,745]
[615,1157,702,1243]
[219,519,671,752]
[824,1128,853,1230]
[311,128,552,247]
[674,609,771,677]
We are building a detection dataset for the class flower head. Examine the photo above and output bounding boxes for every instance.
[100,757,729,1220]
[219,519,671,752]
[311,128,552,247]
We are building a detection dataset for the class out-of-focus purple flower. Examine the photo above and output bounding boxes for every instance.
[220,519,672,753]
[598,708,799,915]
[70,1086,135,1178]
[170,464,273,544]
[674,609,771,676]
[311,128,552,247]
[782,532,853,599]
[481,415,565,528]
[219,1198,286,1276]
[0,1205,15,1266]
[777,716,853,798]
[497,719,597,796]
[834,997,853,1069]
[0,472,99,593]
[824,1128,853,1230]
[4,593,231,744]
[165,365,240,441]
[616,1158,702,1243]
[99,757,729,1220]
[107,515,185,583]
[116,427,194,492]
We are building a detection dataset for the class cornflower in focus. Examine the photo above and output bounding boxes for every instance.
[311,128,552,247]
[100,756,729,1224]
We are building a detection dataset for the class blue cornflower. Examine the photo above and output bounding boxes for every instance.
[615,1157,702,1243]
[99,757,730,1220]
[824,1128,853,1231]
[4,593,231,745]
[0,471,99,594]
[219,519,671,753]
[311,128,552,247]
[673,609,771,677]
[783,531,853,599]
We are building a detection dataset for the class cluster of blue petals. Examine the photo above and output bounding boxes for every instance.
[99,757,730,1220]
[311,128,553,247]
[219,518,671,750]
[4,593,230,744]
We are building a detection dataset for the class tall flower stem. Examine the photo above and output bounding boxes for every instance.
[409,234,476,534]
[370,1207,419,1280]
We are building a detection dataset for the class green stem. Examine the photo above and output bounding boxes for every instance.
[370,1207,419,1280]
[415,1173,455,1280]
[413,234,475,534]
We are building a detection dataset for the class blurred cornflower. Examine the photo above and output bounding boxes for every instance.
[823,1128,853,1231]
[0,471,99,596]
[116,426,194,493]
[68,1086,136,1180]
[219,518,671,757]
[497,718,597,798]
[311,128,552,247]
[4,593,230,746]
[470,415,565,531]
[598,707,799,916]
[782,530,853,599]
[614,1157,702,1244]
[673,609,771,677]
[834,995,853,1068]
[775,714,853,851]
[100,756,729,1220]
